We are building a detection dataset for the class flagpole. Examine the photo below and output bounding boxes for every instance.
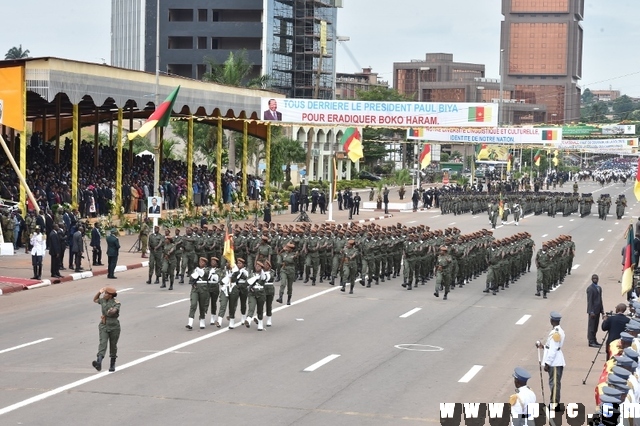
[153,0,161,228]
[326,139,335,223]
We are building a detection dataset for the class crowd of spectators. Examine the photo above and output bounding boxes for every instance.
[0,133,265,218]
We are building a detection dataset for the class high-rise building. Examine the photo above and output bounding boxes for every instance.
[335,67,388,100]
[111,0,339,98]
[500,0,584,124]
[111,0,145,70]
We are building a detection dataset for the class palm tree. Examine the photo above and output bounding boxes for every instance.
[5,45,30,60]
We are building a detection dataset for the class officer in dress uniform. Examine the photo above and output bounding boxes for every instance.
[207,257,221,326]
[536,311,566,408]
[245,260,267,330]
[510,367,536,426]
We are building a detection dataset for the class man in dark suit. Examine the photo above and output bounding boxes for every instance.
[72,225,84,272]
[602,303,630,357]
[106,229,120,279]
[586,273,605,347]
[49,223,63,278]
[263,99,282,121]
[148,197,161,214]
[91,222,103,266]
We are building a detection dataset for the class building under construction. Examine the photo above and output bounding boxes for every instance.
[268,0,339,99]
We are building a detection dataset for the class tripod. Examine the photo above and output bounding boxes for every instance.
[294,210,311,223]
[582,331,608,384]
[129,235,141,253]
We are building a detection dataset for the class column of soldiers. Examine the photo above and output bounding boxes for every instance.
[534,235,575,299]
[597,194,612,220]
[438,191,603,221]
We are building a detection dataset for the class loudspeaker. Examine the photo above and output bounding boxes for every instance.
[300,184,308,197]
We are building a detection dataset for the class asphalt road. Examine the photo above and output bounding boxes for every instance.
[0,180,634,425]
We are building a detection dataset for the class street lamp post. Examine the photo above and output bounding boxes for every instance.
[152,0,161,227]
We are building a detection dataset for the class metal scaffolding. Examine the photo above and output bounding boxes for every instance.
[271,0,336,99]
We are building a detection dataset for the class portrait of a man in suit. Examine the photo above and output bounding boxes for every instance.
[263,98,282,121]
[148,197,161,216]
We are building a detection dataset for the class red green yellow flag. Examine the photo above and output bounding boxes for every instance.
[468,106,492,123]
[223,218,235,268]
[533,150,542,167]
[477,143,490,160]
[419,144,431,168]
[622,225,635,296]
[341,127,363,163]
[128,86,181,140]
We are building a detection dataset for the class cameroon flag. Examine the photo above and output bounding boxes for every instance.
[419,144,431,168]
[476,143,490,160]
[128,86,180,140]
[635,157,640,202]
[342,127,363,163]
[468,106,492,123]
[223,218,235,268]
[533,150,542,167]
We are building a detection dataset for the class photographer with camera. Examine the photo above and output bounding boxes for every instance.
[602,304,630,358]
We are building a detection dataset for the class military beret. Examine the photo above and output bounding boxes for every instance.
[261,235,269,241]
[440,245,448,251]
[621,332,634,342]
[199,257,208,263]
[104,287,117,295]
[347,239,355,245]
[612,366,631,378]
[264,260,271,268]
[285,242,295,249]
[513,367,531,382]
[550,311,562,321]
[623,347,639,361]
[236,258,246,264]
[210,257,219,262]
[255,261,264,268]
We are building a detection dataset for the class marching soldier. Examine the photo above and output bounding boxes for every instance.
[263,260,276,327]
[234,258,250,327]
[146,225,163,284]
[535,242,550,298]
[246,260,268,330]
[174,228,183,281]
[340,239,359,294]
[186,257,210,330]
[216,259,240,329]
[304,229,321,285]
[434,245,452,300]
[207,257,221,326]
[616,195,627,220]
[513,202,521,226]
[277,242,297,305]
[180,227,197,282]
[161,235,177,290]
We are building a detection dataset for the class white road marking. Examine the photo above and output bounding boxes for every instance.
[303,354,341,372]
[599,238,605,242]
[570,219,574,222]
[408,221,417,224]
[0,286,343,416]
[156,298,190,308]
[458,365,483,383]
[608,230,612,233]
[473,216,479,219]
[572,264,580,270]
[0,338,53,355]
[588,250,594,254]
[558,226,564,229]
[118,288,134,293]
[448,222,456,225]
[615,222,619,225]
[433,215,441,218]
[400,308,422,318]
[515,315,531,325]
[541,234,548,238]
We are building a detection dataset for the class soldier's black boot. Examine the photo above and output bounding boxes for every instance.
[92,355,103,371]
[276,293,283,304]
[160,274,166,288]
[179,275,184,284]
[330,277,335,285]
[154,277,160,284]
[37,265,42,279]
[340,283,346,292]
[543,291,548,299]
[287,295,291,305]
[169,279,174,291]
[146,275,152,284]
[443,291,449,300]
[31,266,38,279]
[311,278,316,286]
[349,283,354,294]
[304,276,309,283]
[109,357,116,372]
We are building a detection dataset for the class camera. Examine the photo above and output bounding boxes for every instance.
[605,311,614,317]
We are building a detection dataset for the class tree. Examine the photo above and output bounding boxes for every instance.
[171,120,228,169]
[4,45,30,60]
[162,138,180,160]
[355,87,411,168]
[581,88,594,105]
[202,50,269,89]
[269,136,307,185]
[612,95,634,118]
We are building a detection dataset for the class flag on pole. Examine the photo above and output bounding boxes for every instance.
[419,144,431,168]
[498,194,504,218]
[552,150,559,167]
[332,157,338,200]
[622,225,635,296]
[533,150,542,167]
[223,217,235,268]
[506,152,513,173]
[634,157,640,202]
[341,127,363,163]
[128,86,181,140]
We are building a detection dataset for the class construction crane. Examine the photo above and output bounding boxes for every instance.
[337,36,362,72]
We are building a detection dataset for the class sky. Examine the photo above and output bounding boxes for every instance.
[1,0,639,97]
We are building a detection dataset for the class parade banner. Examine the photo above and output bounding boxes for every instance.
[602,124,636,135]
[406,127,562,144]
[261,98,498,127]
[553,138,638,151]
